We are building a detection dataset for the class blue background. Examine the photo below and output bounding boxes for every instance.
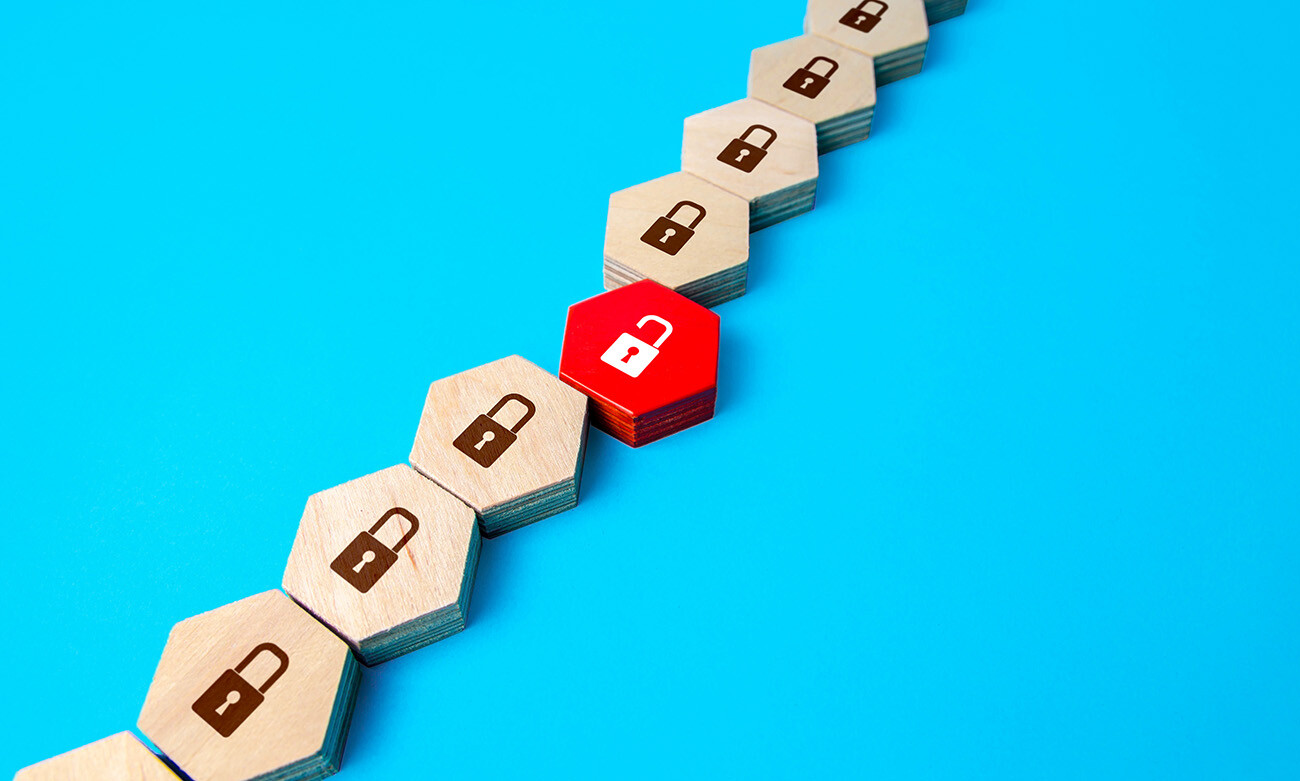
[2,1,1298,778]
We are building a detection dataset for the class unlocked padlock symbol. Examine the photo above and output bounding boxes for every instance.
[783,56,839,99]
[640,201,707,256]
[839,0,888,32]
[717,125,777,173]
[329,507,420,593]
[191,643,289,738]
[600,315,673,378]
[452,393,536,468]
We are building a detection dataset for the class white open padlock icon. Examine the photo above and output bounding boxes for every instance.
[600,315,673,378]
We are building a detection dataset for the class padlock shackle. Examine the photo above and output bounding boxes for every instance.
[370,506,420,552]
[806,56,840,77]
[855,0,888,12]
[739,124,777,150]
[637,315,673,349]
[234,642,290,693]
[665,200,707,230]
[487,393,536,433]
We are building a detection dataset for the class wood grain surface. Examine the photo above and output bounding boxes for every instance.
[682,97,819,209]
[282,464,479,664]
[805,0,929,83]
[748,33,876,152]
[604,171,750,294]
[14,732,180,781]
[409,355,588,528]
[137,590,357,781]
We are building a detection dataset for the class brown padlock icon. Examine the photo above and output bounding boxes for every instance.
[452,393,537,468]
[840,0,889,33]
[717,125,777,173]
[329,507,420,593]
[783,56,840,99]
[191,643,290,737]
[640,201,707,256]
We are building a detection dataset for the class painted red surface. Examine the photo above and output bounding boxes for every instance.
[560,280,719,444]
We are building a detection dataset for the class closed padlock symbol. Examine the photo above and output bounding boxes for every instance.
[839,0,888,32]
[717,125,777,173]
[783,56,839,99]
[600,315,673,378]
[329,507,420,593]
[191,642,289,738]
[452,393,537,468]
[639,201,707,256]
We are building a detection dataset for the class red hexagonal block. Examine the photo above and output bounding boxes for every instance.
[560,280,720,447]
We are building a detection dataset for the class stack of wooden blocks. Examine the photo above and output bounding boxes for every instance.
[13,1,967,779]
[806,0,931,86]
[604,172,752,308]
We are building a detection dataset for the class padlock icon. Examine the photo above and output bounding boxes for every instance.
[191,643,290,738]
[329,507,420,593]
[600,315,673,378]
[839,0,888,33]
[639,201,707,256]
[717,125,777,173]
[452,393,537,468]
[783,56,840,99]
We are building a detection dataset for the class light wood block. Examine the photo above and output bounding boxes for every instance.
[682,98,819,232]
[14,732,180,781]
[604,171,751,308]
[748,34,877,154]
[138,590,361,781]
[410,355,589,537]
[805,0,930,85]
[282,464,480,666]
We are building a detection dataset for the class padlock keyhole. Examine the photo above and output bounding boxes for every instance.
[736,148,750,163]
[353,549,376,573]
[659,228,676,244]
[215,689,241,716]
[474,430,495,451]
[802,77,815,89]
[621,346,639,364]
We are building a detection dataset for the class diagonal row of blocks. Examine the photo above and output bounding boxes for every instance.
[605,0,937,310]
[13,1,964,779]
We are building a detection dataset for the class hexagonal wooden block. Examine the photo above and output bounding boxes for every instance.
[604,171,750,309]
[410,355,589,537]
[138,590,361,781]
[805,0,930,85]
[560,280,720,447]
[14,732,180,781]
[925,0,965,24]
[749,34,877,154]
[682,98,818,232]
[282,464,480,666]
